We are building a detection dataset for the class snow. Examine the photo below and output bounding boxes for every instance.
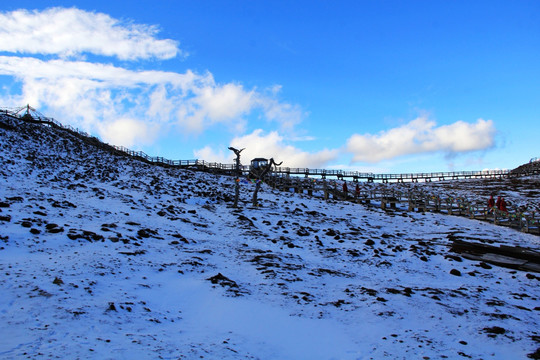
[1,115,539,359]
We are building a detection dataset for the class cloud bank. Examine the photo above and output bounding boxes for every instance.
[346,116,496,163]
[0,7,180,60]
[0,7,496,168]
[195,129,339,168]
[0,7,307,149]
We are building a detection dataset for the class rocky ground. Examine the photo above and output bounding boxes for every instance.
[1,115,539,359]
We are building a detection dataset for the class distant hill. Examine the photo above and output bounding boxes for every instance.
[510,157,540,176]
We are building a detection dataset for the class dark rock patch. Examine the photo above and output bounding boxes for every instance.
[237,215,255,227]
[46,223,64,234]
[327,299,349,308]
[479,262,492,269]
[137,228,159,239]
[359,287,378,297]
[50,200,77,209]
[347,249,361,257]
[325,229,337,237]
[528,347,540,360]
[311,268,352,277]
[20,221,33,228]
[450,269,462,276]
[207,273,238,288]
[445,254,463,262]
[482,326,506,337]
[119,250,146,256]
[170,233,189,244]
[67,229,104,242]
[207,273,246,297]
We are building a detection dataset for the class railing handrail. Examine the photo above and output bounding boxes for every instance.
[0,106,531,182]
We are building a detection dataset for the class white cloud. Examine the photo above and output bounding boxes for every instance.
[325,163,389,174]
[0,7,306,150]
[288,135,317,141]
[193,146,231,164]
[196,129,339,168]
[258,97,304,130]
[0,56,194,141]
[176,75,254,133]
[346,116,496,163]
[175,75,304,134]
[97,117,158,147]
[0,56,195,87]
[195,82,254,121]
[0,7,180,60]
[0,57,300,144]
[146,85,175,121]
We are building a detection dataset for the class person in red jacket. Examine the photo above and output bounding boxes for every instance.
[496,196,502,210]
[498,197,508,212]
[342,181,348,198]
[488,195,495,211]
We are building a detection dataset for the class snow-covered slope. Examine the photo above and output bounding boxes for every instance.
[1,115,539,359]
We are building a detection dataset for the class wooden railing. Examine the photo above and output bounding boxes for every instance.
[0,106,533,182]
[270,167,510,182]
[264,175,539,235]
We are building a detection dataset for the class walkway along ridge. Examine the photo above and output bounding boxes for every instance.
[1,105,539,235]
[4,106,535,182]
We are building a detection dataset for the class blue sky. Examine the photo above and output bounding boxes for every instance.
[1,1,538,173]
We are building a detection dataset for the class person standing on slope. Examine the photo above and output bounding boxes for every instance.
[488,194,495,212]
[498,197,508,212]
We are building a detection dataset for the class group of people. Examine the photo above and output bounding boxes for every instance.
[488,195,508,212]
[342,181,361,198]
[342,181,510,214]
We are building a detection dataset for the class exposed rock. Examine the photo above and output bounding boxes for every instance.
[67,229,104,242]
[45,223,64,234]
[483,326,506,335]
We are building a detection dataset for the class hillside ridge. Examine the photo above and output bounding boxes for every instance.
[2,107,537,179]
[1,108,540,359]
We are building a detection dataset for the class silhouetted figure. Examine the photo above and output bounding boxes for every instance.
[228,147,244,208]
[251,158,282,207]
